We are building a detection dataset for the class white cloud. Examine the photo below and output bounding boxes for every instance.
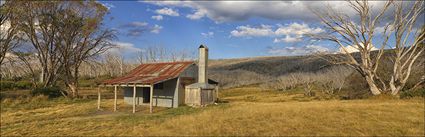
[150,24,163,34]
[375,24,396,34]
[119,22,163,36]
[230,23,323,43]
[145,1,388,23]
[186,9,207,20]
[201,32,214,38]
[274,23,323,43]
[155,7,179,16]
[151,15,164,21]
[121,21,148,28]
[275,23,323,36]
[375,26,386,34]
[230,25,274,37]
[339,43,378,53]
[268,45,330,56]
[109,41,143,54]
[273,35,302,43]
[147,1,314,22]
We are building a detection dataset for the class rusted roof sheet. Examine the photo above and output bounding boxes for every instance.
[103,61,194,85]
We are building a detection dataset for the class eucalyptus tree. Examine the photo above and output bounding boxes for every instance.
[13,1,63,87]
[0,1,21,67]
[54,1,115,97]
[309,0,424,95]
[11,1,115,97]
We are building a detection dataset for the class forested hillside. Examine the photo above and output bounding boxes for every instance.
[209,53,424,98]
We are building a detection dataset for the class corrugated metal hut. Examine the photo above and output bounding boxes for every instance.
[99,45,218,113]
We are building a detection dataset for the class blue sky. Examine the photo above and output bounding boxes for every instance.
[99,1,420,59]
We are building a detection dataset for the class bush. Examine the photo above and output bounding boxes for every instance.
[30,87,65,98]
[0,81,14,90]
[15,81,33,89]
[0,81,33,90]
[340,73,371,99]
[79,79,96,87]
[400,89,425,99]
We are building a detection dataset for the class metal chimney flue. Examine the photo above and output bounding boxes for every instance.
[198,45,208,84]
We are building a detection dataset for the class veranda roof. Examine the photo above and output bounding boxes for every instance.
[102,61,194,85]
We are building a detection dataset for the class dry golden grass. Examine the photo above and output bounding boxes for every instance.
[146,100,424,136]
[1,87,424,136]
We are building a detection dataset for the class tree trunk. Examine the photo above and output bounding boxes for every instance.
[68,83,78,98]
[365,75,382,95]
[73,66,80,98]
[39,68,44,84]
[389,78,404,95]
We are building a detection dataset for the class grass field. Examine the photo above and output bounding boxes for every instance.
[1,86,424,136]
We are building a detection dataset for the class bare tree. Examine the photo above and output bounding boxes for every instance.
[134,46,196,64]
[147,46,158,62]
[136,50,145,64]
[103,52,126,77]
[389,9,424,95]
[169,49,193,62]
[264,65,353,95]
[0,53,36,80]
[316,66,353,95]
[169,50,178,62]
[309,0,424,95]
[14,52,39,86]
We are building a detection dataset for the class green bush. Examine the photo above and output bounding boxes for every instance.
[0,81,33,90]
[30,87,65,98]
[79,80,95,87]
[0,81,14,90]
[400,89,425,99]
[15,81,33,89]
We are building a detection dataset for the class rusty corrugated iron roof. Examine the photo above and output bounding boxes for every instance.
[102,61,194,85]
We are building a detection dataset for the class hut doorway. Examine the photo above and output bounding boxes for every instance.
[142,87,151,103]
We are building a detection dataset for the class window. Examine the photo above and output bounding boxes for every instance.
[154,83,164,89]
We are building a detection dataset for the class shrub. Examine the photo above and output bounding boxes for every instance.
[0,81,14,90]
[31,87,65,98]
[79,79,97,87]
[340,73,371,99]
[15,81,33,89]
[400,89,425,99]
[0,81,33,90]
